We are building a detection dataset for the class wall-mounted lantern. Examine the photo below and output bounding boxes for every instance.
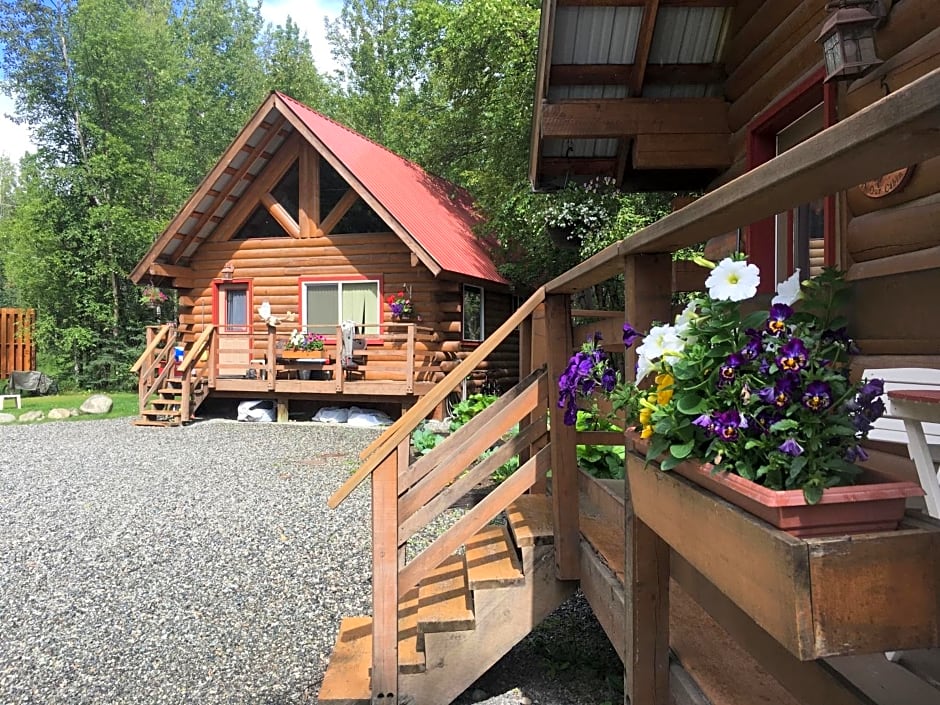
[817,1,887,82]
[221,261,235,280]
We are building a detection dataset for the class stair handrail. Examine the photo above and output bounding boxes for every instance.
[328,286,546,509]
[131,323,173,373]
[178,324,215,372]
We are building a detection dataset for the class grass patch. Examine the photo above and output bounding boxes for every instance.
[1,391,138,423]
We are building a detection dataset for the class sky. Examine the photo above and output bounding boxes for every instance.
[0,0,342,162]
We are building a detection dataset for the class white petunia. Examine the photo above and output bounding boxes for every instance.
[705,258,760,302]
[772,269,802,306]
[673,300,699,338]
[636,354,654,383]
[636,324,682,361]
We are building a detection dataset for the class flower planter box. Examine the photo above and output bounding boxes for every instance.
[625,452,940,659]
[280,350,327,360]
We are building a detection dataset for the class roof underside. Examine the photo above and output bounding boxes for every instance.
[531,0,736,192]
[134,94,507,286]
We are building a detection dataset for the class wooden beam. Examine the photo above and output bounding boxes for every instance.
[260,192,300,238]
[544,67,940,294]
[630,1,662,96]
[549,63,726,87]
[540,157,620,177]
[558,0,733,6]
[298,142,319,238]
[169,115,288,265]
[632,133,730,169]
[317,188,359,237]
[371,445,401,703]
[147,263,195,280]
[540,98,728,138]
[212,132,302,242]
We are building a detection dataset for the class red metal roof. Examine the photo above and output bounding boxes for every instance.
[276,93,508,285]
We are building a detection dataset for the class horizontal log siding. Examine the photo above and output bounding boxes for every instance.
[837,2,940,362]
[175,233,515,388]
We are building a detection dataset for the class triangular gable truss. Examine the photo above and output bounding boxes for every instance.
[131,93,443,285]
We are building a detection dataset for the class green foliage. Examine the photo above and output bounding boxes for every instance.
[411,425,442,456]
[575,410,625,480]
[448,392,498,431]
[1,391,138,423]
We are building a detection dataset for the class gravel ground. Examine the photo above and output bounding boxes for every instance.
[0,417,621,705]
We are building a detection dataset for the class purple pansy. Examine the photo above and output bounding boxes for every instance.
[844,445,869,463]
[777,338,808,372]
[718,352,745,386]
[758,373,799,408]
[802,381,832,412]
[766,304,793,335]
[713,409,746,442]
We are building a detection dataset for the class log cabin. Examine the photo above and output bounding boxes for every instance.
[317,2,940,705]
[130,92,519,426]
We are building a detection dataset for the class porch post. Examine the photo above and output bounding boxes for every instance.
[623,253,673,705]
[266,324,276,391]
[545,293,579,580]
[371,441,401,704]
[405,324,415,394]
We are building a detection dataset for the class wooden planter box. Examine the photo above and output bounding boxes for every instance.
[626,452,940,660]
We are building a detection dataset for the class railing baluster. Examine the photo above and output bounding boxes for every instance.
[545,293,579,580]
[371,440,403,705]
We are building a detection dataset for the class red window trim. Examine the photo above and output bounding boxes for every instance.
[745,66,836,292]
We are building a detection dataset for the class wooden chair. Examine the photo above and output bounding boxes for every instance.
[864,367,940,518]
[340,321,367,381]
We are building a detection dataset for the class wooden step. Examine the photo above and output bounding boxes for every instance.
[418,554,475,636]
[132,418,180,427]
[318,616,371,704]
[465,524,524,589]
[398,588,425,674]
[140,409,181,418]
[506,494,554,547]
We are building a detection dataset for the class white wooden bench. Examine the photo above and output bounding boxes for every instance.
[864,367,940,518]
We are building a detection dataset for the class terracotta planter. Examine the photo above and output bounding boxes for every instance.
[628,434,924,537]
[280,349,327,360]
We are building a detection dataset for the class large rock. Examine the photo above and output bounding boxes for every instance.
[0,413,15,424]
[80,394,113,415]
[18,410,44,422]
[48,408,72,420]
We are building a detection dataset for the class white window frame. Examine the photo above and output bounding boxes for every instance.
[301,279,381,336]
[462,284,485,342]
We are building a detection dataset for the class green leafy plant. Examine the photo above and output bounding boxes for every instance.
[448,393,498,431]
[559,257,886,503]
[285,329,325,352]
[411,426,443,456]
[575,410,625,480]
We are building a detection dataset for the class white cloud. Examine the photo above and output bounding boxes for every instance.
[0,95,35,162]
[259,0,344,77]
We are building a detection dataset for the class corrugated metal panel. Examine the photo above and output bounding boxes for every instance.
[542,137,619,160]
[278,94,507,285]
[648,6,732,64]
[552,6,642,65]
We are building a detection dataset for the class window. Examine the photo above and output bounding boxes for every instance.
[218,284,249,333]
[462,285,484,342]
[302,279,380,335]
[775,104,825,282]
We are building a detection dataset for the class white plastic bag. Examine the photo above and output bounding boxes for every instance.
[237,400,275,422]
[313,406,350,424]
[346,406,393,428]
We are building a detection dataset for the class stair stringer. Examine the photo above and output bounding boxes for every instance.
[400,544,577,705]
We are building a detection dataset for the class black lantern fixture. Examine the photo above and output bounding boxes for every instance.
[816,0,886,82]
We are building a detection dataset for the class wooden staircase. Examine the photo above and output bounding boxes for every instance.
[131,324,213,427]
[319,495,576,705]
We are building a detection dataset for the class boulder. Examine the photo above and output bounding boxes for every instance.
[0,413,15,424]
[80,394,113,414]
[48,408,72,420]
[18,410,44,422]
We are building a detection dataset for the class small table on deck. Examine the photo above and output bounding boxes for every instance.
[276,356,333,380]
[0,394,22,410]
[886,389,940,518]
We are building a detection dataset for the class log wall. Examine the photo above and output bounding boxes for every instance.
[176,232,517,390]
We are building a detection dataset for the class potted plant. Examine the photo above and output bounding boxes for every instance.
[542,177,621,251]
[557,256,923,535]
[140,285,168,309]
[284,330,325,356]
[386,289,415,320]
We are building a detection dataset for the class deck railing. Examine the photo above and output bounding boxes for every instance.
[131,324,178,414]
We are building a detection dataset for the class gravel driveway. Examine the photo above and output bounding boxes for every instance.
[0,418,622,705]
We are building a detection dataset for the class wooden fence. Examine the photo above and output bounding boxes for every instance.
[0,308,36,379]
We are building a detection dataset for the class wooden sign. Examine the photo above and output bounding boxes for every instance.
[858,166,914,198]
